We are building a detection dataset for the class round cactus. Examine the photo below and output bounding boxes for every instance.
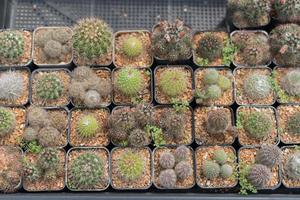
[243,74,272,100]
[202,69,219,85]
[205,85,222,100]
[37,148,59,170]
[158,69,188,97]
[49,111,66,132]
[206,110,230,135]
[174,161,192,179]
[280,70,300,97]
[128,128,149,147]
[247,164,271,188]
[76,115,99,138]
[133,103,154,127]
[273,0,300,23]
[287,112,300,135]
[159,169,177,188]
[35,30,53,47]
[285,152,300,180]
[0,71,24,101]
[213,149,228,165]
[217,75,231,91]
[27,106,49,128]
[122,36,143,57]
[72,66,94,82]
[174,145,189,162]
[0,107,16,138]
[244,112,272,139]
[202,160,220,180]
[73,18,112,59]
[160,110,185,140]
[197,33,223,61]
[159,152,176,169]
[38,126,60,147]
[43,40,62,58]
[36,74,64,100]
[23,127,37,141]
[115,68,143,97]
[0,31,24,61]
[23,163,41,182]
[255,145,281,168]
[83,90,101,108]
[220,164,233,178]
[52,28,72,44]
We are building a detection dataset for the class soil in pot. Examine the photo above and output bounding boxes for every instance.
[194,68,234,106]
[0,69,29,106]
[111,147,152,190]
[114,31,153,68]
[194,106,235,145]
[70,108,109,147]
[31,69,70,107]
[235,67,275,105]
[33,27,72,65]
[23,148,66,191]
[67,147,109,191]
[196,146,237,188]
[236,106,278,146]
[155,66,193,104]
[0,30,32,66]
[153,146,195,189]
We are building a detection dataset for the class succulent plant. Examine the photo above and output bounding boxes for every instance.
[220,164,233,178]
[27,106,49,128]
[280,70,300,97]
[213,149,228,165]
[174,145,189,162]
[158,69,188,97]
[285,152,300,180]
[36,74,64,100]
[43,40,62,58]
[0,170,21,192]
[159,169,177,188]
[160,110,185,140]
[0,71,24,101]
[52,28,72,44]
[38,126,61,147]
[247,164,271,188]
[255,145,281,168]
[159,152,176,169]
[217,75,231,91]
[115,68,143,97]
[0,31,24,61]
[273,0,300,23]
[35,30,53,47]
[133,103,154,127]
[197,33,223,61]
[76,114,99,138]
[175,161,192,179]
[23,162,41,182]
[37,148,59,170]
[244,111,272,139]
[206,110,230,135]
[122,36,143,57]
[49,111,66,132]
[72,66,94,82]
[73,18,112,59]
[128,128,149,147]
[203,69,219,85]
[23,127,37,141]
[0,107,16,138]
[202,161,220,179]
[287,112,300,135]
[83,90,101,107]
[196,85,222,102]
[243,74,272,100]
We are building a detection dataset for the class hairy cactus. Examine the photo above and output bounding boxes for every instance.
[0,71,24,101]
[175,161,192,179]
[72,66,94,82]
[197,33,223,61]
[43,40,62,58]
[175,145,189,162]
[273,0,300,23]
[69,153,104,189]
[243,74,272,100]
[36,74,64,100]
[23,162,41,182]
[285,152,300,180]
[128,128,149,147]
[117,150,145,181]
[203,69,219,85]
[247,164,271,188]
[73,18,112,59]
[202,161,220,179]
[213,149,228,165]
[287,112,300,135]
[159,169,177,188]
[0,31,24,61]
[158,69,188,97]
[255,145,281,168]
[217,75,231,91]
[0,170,21,192]
[23,127,37,141]
[244,112,272,139]
[38,126,60,147]
[37,148,59,170]
[122,36,143,57]
[160,110,185,140]
[27,106,49,128]
[280,70,300,97]
[115,68,143,97]
[220,164,233,178]
[0,107,16,138]
[133,103,154,127]
[159,152,176,169]
[83,90,100,107]
[76,115,99,138]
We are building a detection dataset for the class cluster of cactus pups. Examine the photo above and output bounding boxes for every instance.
[0,31,25,63]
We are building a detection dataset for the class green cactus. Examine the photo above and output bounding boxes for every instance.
[203,69,219,85]
[246,164,271,188]
[159,152,175,169]
[175,161,192,179]
[23,162,41,182]
[175,145,189,162]
[122,36,143,57]
[76,115,99,138]
[273,0,300,23]
[0,71,25,101]
[287,112,300,135]
[220,164,233,178]
[0,31,24,61]
[213,149,228,165]
[115,68,143,97]
[0,107,16,138]
[243,74,272,100]
[285,152,300,180]
[36,74,64,100]
[197,33,223,61]
[205,85,222,100]
[255,145,281,168]
[37,148,59,170]
[244,111,272,139]
[202,160,220,179]
[206,110,230,135]
[217,75,231,91]
[159,169,177,188]
[280,70,300,97]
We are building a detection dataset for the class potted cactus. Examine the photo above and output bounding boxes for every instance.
[273,0,300,23]
[153,145,194,189]
[108,104,153,147]
[194,68,234,106]
[0,30,32,67]
[231,31,271,67]
[227,0,271,28]
[196,146,237,189]
[151,19,192,62]
[234,67,275,105]
[238,145,281,194]
[192,32,235,67]
[69,66,112,108]
[72,18,113,66]
[66,147,110,191]
[281,146,300,188]
[33,27,72,66]
[113,30,153,68]
[31,68,70,107]
[154,65,193,104]
[22,147,66,191]
[70,108,110,147]
[270,23,300,67]
[194,106,236,145]
[111,147,152,190]
[236,106,278,146]
[0,68,30,106]
[0,146,22,192]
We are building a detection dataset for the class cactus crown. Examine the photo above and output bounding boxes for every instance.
[160,110,185,140]
[206,110,230,135]
[255,145,281,168]
[246,164,271,188]
[128,128,149,147]
[220,164,233,178]
[76,114,100,138]
[159,152,176,169]
[37,148,59,170]
[273,0,300,23]
[115,68,143,97]
[203,69,219,85]
[23,162,41,182]
[175,145,190,162]
[287,112,300,135]
[280,70,300,97]
[159,169,177,188]
[197,33,223,61]
[213,149,228,165]
[133,103,154,127]
[122,36,143,58]
[175,161,192,179]
[0,71,24,101]
[244,111,272,139]
[202,160,220,180]
[0,31,24,61]
[0,107,16,138]
[38,126,61,147]
[36,74,64,100]
[243,74,272,100]
[285,152,300,180]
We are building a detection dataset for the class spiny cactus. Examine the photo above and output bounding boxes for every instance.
[133,103,154,127]
[73,18,112,59]
[220,164,233,178]
[115,68,143,97]
[197,33,223,61]
[244,111,272,139]
[159,152,176,169]
[243,74,272,100]
[203,69,219,85]
[175,145,189,162]
[122,36,143,58]
[76,114,99,138]
[285,152,300,180]
[175,161,192,179]
[280,70,300,97]
[217,75,231,91]
[202,160,220,179]
[35,30,53,47]
[23,162,41,182]
[43,40,62,58]
[206,110,230,135]
[69,153,104,189]
[52,29,72,44]
[273,0,300,23]
[0,170,21,192]
[49,111,66,132]
[287,112,300,135]
[152,19,192,61]
[72,66,94,82]
[195,85,222,103]
[36,74,64,100]
[83,90,101,107]
[23,127,37,142]
[27,106,49,128]
[243,44,266,66]
[0,71,24,101]
[0,31,24,61]
[158,69,188,97]
[128,128,149,147]
[37,148,59,170]
[159,169,177,188]
[160,110,185,140]
[247,164,271,188]
[213,149,228,165]
[0,107,16,138]
[38,126,61,147]
[255,145,281,168]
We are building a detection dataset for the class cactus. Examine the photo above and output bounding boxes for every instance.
[206,110,230,135]
[217,75,231,91]
[273,0,300,23]
[280,70,300,97]
[255,145,281,168]
[247,164,271,188]
[43,40,62,58]
[122,36,143,57]
[115,68,143,97]
[35,30,53,47]
[202,69,219,85]
[83,90,101,107]
[0,107,16,138]
[116,150,145,181]
[287,112,300,135]
[160,110,185,140]
[197,33,223,61]
[174,161,192,179]
[202,160,220,179]
[72,66,94,82]
[27,106,49,128]
[159,169,177,188]
[76,114,99,138]
[244,112,272,139]
[158,69,188,97]
[159,152,176,169]
[243,74,272,100]
[0,31,24,61]
[69,153,104,189]
[220,164,233,178]
[23,163,41,182]
[213,149,228,165]
[196,85,222,102]
[152,19,192,61]
[0,170,21,192]
[38,126,61,147]
[52,28,72,44]
[23,127,37,141]
[0,71,24,101]
[73,18,112,59]
[285,152,300,180]
[36,74,64,100]
[133,103,154,127]
[37,148,59,170]
[174,145,189,162]
[49,111,66,132]
[128,128,149,147]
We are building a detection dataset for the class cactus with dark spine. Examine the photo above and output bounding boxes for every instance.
[159,152,176,169]
[36,74,64,100]
[0,71,24,101]
[133,103,154,127]
[246,164,271,188]
[174,161,192,179]
[244,112,272,139]
[285,152,300,180]
[160,110,185,140]
[243,74,272,100]
[206,110,230,135]
[287,112,300,135]
[213,149,228,165]
[197,33,223,61]
[122,36,143,58]
[159,169,177,188]
[0,107,16,138]
[76,115,99,138]
[174,145,189,162]
[0,31,24,61]
[273,0,300,23]
[128,128,149,147]
[280,70,300,97]
[202,161,220,179]
[255,145,281,168]
[37,148,59,170]
[115,68,143,97]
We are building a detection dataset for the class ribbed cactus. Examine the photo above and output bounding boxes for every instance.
[159,169,177,188]
[76,115,99,138]
[128,128,149,147]
[37,148,59,170]
[0,71,24,101]
[247,164,271,188]
[244,112,272,139]
[159,152,176,169]
[175,161,192,179]
[115,68,143,97]
[206,110,230,135]
[202,161,220,179]
[36,74,64,100]
[0,31,24,61]
[285,152,300,180]
[0,107,16,138]
[287,112,300,135]
[255,145,281,168]
[197,33,223,61]
[280,70,300,97]
[243,74,272,100]
[160,110,185,140]
[122,36,143,58]
[175,145,189,162]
